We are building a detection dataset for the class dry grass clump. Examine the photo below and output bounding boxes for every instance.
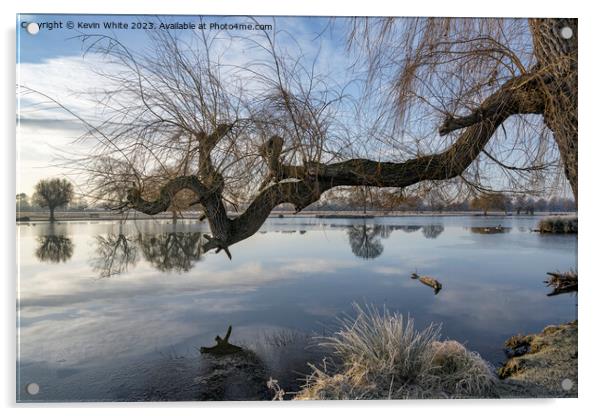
[295,304,496,400]
[428,340,497,398]
[538,216,577,233]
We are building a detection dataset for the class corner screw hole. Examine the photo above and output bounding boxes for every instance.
[26,382,40,395]
[560,26,573,40]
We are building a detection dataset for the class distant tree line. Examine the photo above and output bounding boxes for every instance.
[18,178,575,221]
[305,188,576,215]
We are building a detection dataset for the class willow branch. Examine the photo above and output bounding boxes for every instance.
[124,72,545,258]
[438,72,547,135]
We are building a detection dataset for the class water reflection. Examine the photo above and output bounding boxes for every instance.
[35,226,74,263]
[35,219,447,274]
[87,221,449,274]
[87,226,207,277]
[17,216,577,402]
[347,224,385,259]
[469,226,511,234]
[138,231,204,272]
[422,224,445,239]
[91,233,139,278]
[343,223,446,259]
[399,225,422,233]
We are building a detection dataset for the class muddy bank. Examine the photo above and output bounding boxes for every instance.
[497,321,577,398]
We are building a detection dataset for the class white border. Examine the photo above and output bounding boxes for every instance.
[3,1,601,415]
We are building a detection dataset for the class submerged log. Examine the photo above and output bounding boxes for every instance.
[544,271,577,296]
[411,273,443,294]
[200,325,243,355]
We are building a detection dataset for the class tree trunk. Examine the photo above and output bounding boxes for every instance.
[530,18,578,202]
[49,206,55,222]
[363,187,367,215]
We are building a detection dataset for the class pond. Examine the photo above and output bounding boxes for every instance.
[16,215,577,401]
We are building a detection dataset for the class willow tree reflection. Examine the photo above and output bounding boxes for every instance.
[421,224,445,239]
[90,225,205,276]
[91,233,139,278]
[138,231,204,272]
[399,225,422,233]
[35,226,74,263]
[347,223,386,259]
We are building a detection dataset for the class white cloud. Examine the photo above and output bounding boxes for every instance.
[15,23,360,196]
[17,54,124,194]
[18,54,117,122]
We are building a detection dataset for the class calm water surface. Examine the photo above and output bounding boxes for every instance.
[16,216,577,401]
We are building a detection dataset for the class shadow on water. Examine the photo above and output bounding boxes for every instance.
[35,225,74,263]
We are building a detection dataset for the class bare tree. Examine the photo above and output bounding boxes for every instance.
[26,17,576,258]
[348,18,576,199]
[32,178,74,222]
[16,193,30,212]
[469,193,508,215]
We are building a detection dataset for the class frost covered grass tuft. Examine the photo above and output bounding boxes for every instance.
[538,216,577,233]
[295,304,497,400]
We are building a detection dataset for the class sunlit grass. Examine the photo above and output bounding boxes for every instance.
[295,304,497,399]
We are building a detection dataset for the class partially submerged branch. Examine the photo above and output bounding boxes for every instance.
[200,325,243,355]
[544,271,577,296]
[411,273,443,294]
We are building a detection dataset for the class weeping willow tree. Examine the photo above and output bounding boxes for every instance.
[30,17,576,258]
[348,18,576,201]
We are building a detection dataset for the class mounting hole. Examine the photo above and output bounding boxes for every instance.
[560,26,573,40]
[561,378,574,391]
[26,22,40,35]
[26,382,40,395]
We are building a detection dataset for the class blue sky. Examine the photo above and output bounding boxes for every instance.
[17,14,334,63]
[16,14,568,199]
[16,14,354,195]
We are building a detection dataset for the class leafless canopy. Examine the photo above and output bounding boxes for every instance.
[30,17,576,258]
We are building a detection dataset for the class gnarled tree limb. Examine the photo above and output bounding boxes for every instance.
[125,72,545,258]
[439,72,547,135]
